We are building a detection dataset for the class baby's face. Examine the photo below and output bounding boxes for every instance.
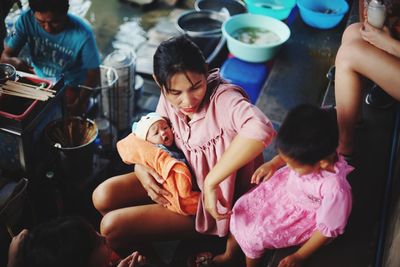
[146,120,174,147]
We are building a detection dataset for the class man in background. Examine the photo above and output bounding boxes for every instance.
[0,0,100,116]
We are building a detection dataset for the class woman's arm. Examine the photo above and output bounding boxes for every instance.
[203,135,265,220]
[360,21,400,57]
[278,231,331,267]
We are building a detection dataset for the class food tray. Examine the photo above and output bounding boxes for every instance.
[0,74,64,131]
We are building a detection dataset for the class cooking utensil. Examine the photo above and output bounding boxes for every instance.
[0,64,16,84]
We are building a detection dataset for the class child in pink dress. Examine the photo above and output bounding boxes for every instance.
[213,104,353,267]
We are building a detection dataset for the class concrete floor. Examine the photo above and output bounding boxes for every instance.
[2,1,399,266]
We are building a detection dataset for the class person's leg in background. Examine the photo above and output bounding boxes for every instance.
[335,23,400,156]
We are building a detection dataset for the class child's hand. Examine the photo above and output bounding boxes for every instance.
[251,155,285,184]
[277,253,304,267]
[117,251,146,267]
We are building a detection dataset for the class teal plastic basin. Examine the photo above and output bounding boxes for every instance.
[244,0,296,20]
[222,13,290,62]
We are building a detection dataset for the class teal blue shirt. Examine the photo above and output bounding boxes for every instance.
[6,10,100,87]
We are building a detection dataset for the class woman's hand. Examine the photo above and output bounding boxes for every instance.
[117,251,147,267]
[134,164,171,206]
[251,155,285,184]
[203,181,231,220]
[360,22,393,53]
[277,253,304,267]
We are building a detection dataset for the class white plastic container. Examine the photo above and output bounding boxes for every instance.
[102,50,136,131]
[367,0,386,29]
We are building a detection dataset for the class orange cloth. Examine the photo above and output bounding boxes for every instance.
[117,133,199,215]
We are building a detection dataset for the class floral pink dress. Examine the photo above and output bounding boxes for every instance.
[230,156,353,259]
[156,69,276,236]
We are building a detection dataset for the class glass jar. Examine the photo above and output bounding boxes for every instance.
[367,0,386,28]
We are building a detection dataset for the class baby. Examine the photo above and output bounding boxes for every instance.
[131,112,188,164]
[117,112,199,216]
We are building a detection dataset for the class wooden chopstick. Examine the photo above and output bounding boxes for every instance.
[7,80,56,93]
[0,89,48,101]
[1,84,54,98]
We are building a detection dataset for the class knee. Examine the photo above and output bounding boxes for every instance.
[92,183,112,214]
[100,212,122,248]
[335,39,365,70]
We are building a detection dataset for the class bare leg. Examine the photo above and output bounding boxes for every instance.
[93,171,197,262]
[213,233,243,266]
[335,23,400,155]
[100,203,196,251]
[92,172,151,215]
[245,256,263,267]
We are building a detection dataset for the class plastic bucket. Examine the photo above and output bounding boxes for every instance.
[45,117,98,179]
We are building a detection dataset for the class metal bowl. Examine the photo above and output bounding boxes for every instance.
[176,10,228,38]
[0,63,16,84]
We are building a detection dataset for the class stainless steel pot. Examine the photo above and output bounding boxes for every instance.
[0,63,16,84]
[176,10,228,38]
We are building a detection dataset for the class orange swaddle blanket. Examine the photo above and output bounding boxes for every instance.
[117,133,199,215]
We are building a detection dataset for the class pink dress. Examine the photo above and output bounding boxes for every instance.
[156,69,276,236]
[230,156,353,259]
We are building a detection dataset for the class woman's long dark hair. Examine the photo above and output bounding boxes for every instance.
[153,35,208,92]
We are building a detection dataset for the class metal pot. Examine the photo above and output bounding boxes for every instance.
[0,63,16,84]
[195,0,247,16]
[176,10,228,38]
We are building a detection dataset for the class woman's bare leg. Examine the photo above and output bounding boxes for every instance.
[92,172,151,215]
[335,23,400,155]
[100,203,196,251]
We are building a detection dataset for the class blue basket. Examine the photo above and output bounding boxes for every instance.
[297,0,349,29]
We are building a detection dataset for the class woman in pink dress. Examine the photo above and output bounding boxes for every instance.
[92,36,275,258]
[213,104,353,267]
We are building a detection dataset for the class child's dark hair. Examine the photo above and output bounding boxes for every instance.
[153,35,208,92]
[276,104,338,165]
[29,0,69,15]
[23,216,98,267]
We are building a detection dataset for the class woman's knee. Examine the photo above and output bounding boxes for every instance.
[92,181,113,214]
[341,23,362,44]
[100,212,123,248]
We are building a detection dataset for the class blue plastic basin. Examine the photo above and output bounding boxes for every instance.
[222,13,290,62]
[297,0,349,29]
